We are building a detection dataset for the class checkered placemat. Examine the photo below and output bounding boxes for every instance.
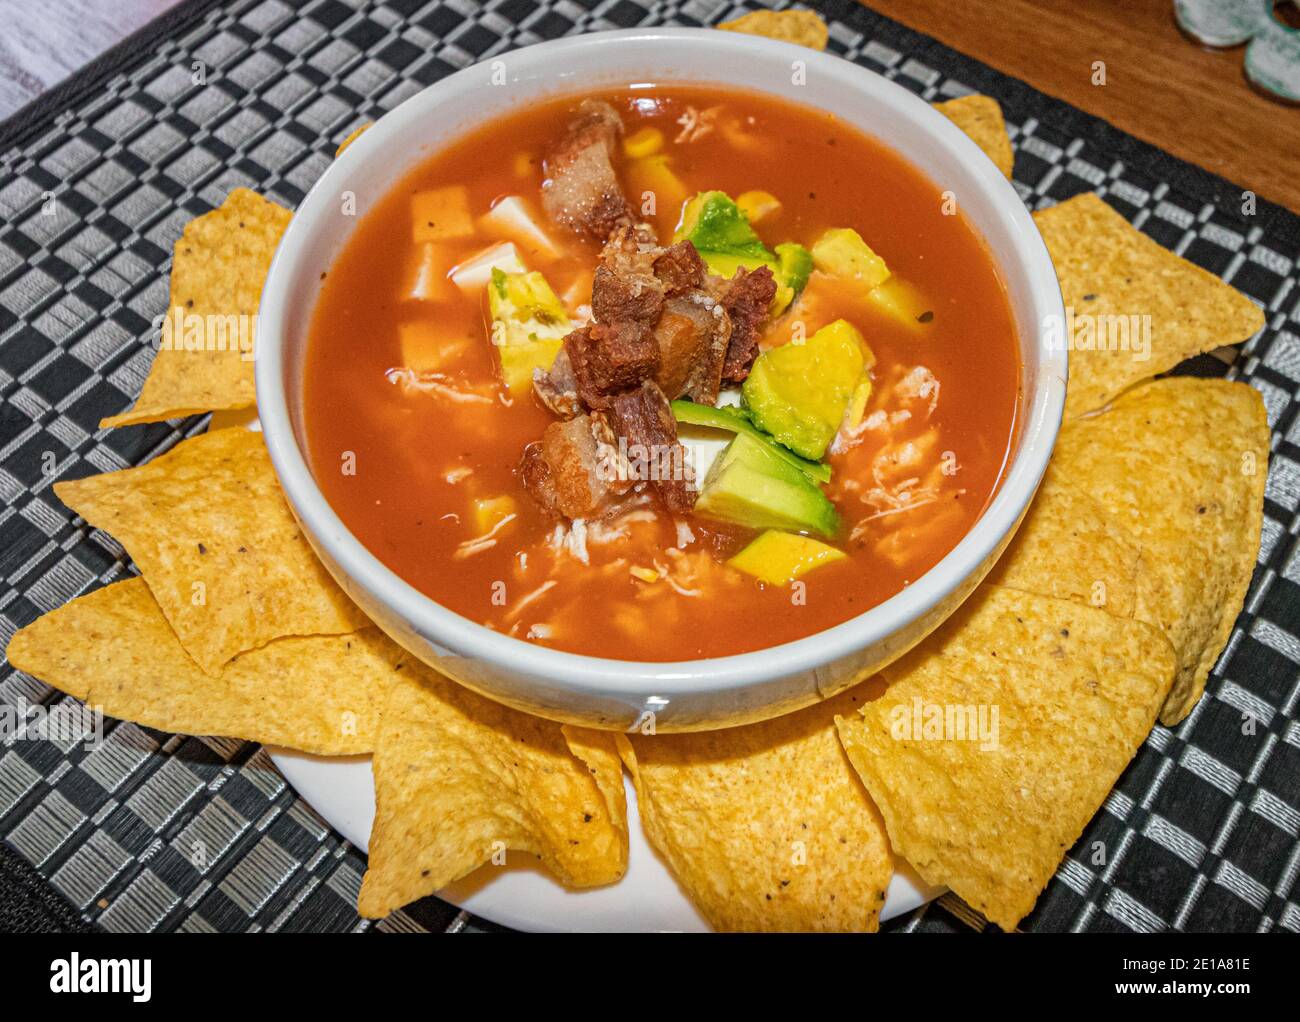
[1,0,1297,934]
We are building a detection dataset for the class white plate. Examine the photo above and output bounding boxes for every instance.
[268,747,940,932]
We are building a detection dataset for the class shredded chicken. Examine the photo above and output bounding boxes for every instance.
[674,105,722,144]
[548,519,590,564]
[386,367,494,403]
[453,513,517,560]
[896,365,941,415]
[507,579,557,620]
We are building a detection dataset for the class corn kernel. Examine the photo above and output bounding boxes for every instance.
[737,190,781,224]
[623,127,664,159]
[472,496,516,534]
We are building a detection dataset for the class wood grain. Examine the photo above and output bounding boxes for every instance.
[0,0,1293,211]
[0,0,178,121]
[863,0,1300,212]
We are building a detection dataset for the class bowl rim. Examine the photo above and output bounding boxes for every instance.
[256,26,1067,699]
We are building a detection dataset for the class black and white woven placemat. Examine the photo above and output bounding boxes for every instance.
[1,0,1297,934]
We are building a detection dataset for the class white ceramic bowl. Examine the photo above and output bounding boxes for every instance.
[256,27,1066,732]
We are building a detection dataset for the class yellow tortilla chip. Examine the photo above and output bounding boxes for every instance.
[335,122,372,157]
[5,578,399,755]
[1050,377,1268,724]
[1034,192,1265,419]
[101,189,291,427]
[358,665,628,918]
[934,95,1014,178]
[561,725,629,841]
[986,473,1147,619]
[618,688,892,932]
[54,428,366,674]
[718,9,829,51]
[909,584,1175,691]
[838,587,1176,930]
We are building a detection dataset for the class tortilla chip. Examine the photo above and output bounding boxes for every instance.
[837,588,1176,930]
[335,122,372,157]
[561,725,629,841]
[617,688,892,932]
[358,665,628,918]
[5,578,398,755]
[910,584,1175,692]
[54,428,366,674]
[100,189,291,427]
[1034,193,1264,419]
[718,9,829,51]
[986,473,1147,619]
[934,95,1014,178]
[1050,377,1268,724]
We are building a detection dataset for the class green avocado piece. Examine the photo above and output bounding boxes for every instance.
[674,191,769,257]
[774,242,813,296]
[715,431,812,487]
[488,267,571,345]
[695,452,840,539]
[673,193,810,315]
[741,319,867,461]
[670,400,831,483]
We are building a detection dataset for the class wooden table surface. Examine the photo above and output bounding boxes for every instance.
[865,0,1300,212]
[0,0,1295,210]
[0,0,180,121]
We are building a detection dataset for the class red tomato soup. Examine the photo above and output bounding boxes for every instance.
[302,85,1020,661]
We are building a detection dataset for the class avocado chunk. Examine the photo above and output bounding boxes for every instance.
[742,319,869,461]
[488,268,571,393]
[671,399,831,483]
[674,190,769,257]
[810,228,891,291]
[695,454,839,539]
[674,192,810,314]
[728,530,847,585]
[714,431,812,488]
[866,276,933,332]
[842,376,874,433]
[775,242,813,296]
[497,341,564,394]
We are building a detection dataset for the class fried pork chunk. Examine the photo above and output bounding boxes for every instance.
[541,100,635,241]
[525,103,780,521]
[715,265,778,383]
[520,413,626,519]
[538,227,731,409]
[607,381,695,514]
[566,321,660,410]
[654,295,729,406]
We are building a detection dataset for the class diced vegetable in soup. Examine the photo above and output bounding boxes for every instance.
[303,86,1020,661]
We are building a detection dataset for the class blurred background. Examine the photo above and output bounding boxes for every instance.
[1,0,1295,210]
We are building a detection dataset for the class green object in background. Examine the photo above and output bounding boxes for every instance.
[1174,0,1300,102]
